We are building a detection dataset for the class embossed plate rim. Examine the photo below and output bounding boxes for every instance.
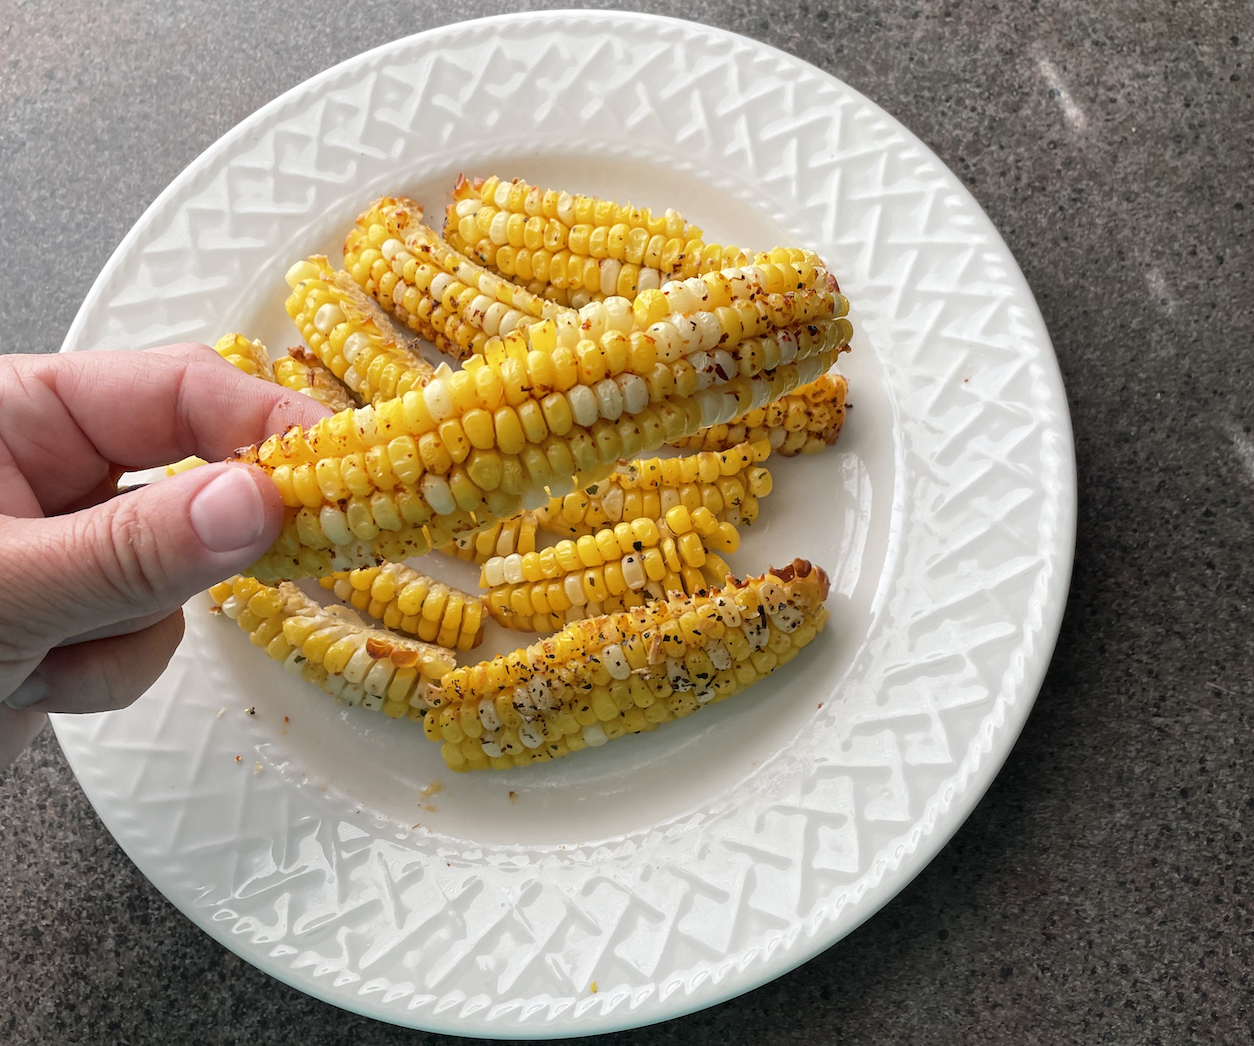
[53,9,1076,1037]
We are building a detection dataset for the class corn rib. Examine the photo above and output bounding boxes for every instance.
[423,559,830,771]
[208,576,455,718]
[319,563,486,651]
[444,175,754,307]
[285,255,433,404]
[535,439,772,536]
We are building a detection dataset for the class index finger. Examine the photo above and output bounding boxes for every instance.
[0,346,333,514]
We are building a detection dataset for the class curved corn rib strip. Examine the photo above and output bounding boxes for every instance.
[423,559,830,771]
[274,346,360,413]
[344,197,566,361]
[319,562,486,651]
[480,505,743,633]
[536,439,771,536]
[445,175,753,306]
[208,576,455,718]
[672,372,849,456]
[214,333,274,381]
[285,256,433,404]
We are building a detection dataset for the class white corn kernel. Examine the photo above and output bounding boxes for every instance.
[602,643,631,680]
[313,303,345,335]
[484,557,507,588]
[582,722,609,746]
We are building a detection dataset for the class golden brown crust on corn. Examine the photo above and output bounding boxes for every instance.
[422,559,830,771]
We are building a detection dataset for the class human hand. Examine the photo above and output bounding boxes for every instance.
[0,344,331,770]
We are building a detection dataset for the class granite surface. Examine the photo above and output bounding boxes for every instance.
[2,1,1252,1042]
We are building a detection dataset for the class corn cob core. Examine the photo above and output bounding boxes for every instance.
[672,373,849,457]
[274,347,360,413]
[209,575,455,718]
[423,559,831,771]
[479,504,743,633]
[444,175,754,306]
[319,562,486,651]
[284,256,433,404]
[536,439,772,536]
[214,333,274,382]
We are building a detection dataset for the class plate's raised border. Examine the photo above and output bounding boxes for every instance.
[53,10,1075,1038]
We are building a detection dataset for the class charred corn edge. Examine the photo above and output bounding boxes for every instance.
[214,333,275,383]
[671,372,849,456]
[284,255,434,405]
[212,575,455,715]
[274,347,362,413]
[319,561,486,650]
[425,558,831,771]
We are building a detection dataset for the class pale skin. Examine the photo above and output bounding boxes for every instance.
[0,344,330,771]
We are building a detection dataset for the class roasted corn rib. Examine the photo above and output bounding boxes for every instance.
[237,258,848,579]
[344,197,567,360]
[209,576,455,717]
[444,175,753,307]
[672,372,849,456]
[422,558,830,771]
[535,439,771,536]
[285,255,434,404]
[214,333,274,381]
[479,505,742,633]
[274,346,360,413]
[319,562,486,651]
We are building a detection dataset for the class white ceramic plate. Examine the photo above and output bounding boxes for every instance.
[53,10,1075,1038]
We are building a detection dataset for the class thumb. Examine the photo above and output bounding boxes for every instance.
[0,462,284,649]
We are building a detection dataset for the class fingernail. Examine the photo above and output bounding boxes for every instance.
[6,672,49,710]
[190,467,267,553]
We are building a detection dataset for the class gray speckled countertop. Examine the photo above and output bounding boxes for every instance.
[2,2,1252,1043]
